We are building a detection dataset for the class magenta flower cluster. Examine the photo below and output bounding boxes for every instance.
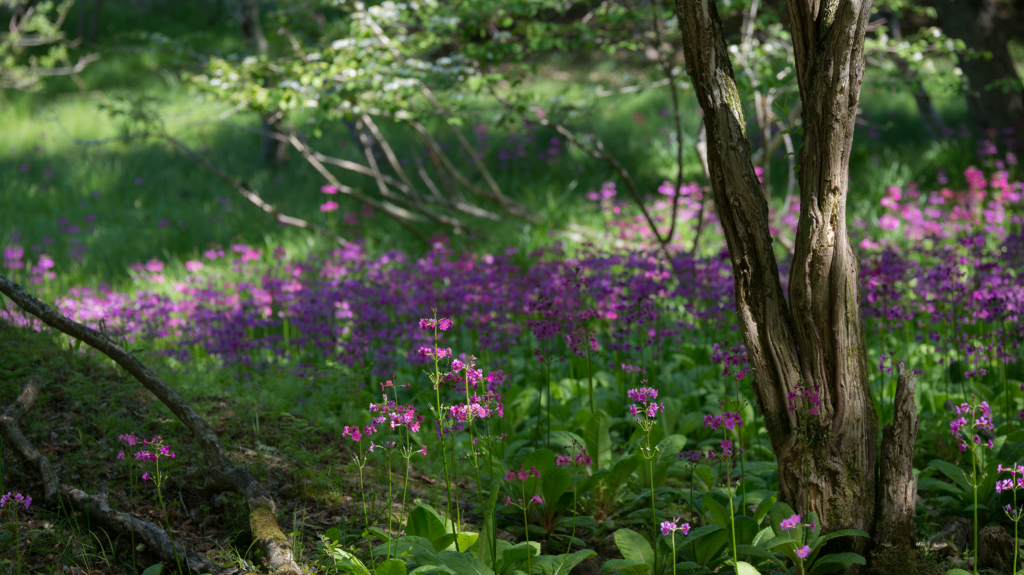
[0,492,31,510]
[780,514,801,531]
[787,382,822,416]
[504,467,541,482]
[659,518,690,536]
[627,386,664,423]
[949,401,995,451]
[704,411,743,431]
[996,463,1024,493]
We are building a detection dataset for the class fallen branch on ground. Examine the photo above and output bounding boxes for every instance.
[0,275,302,575]
[0,376,246,574]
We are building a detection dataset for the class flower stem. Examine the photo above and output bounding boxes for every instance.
[155,458,182,575]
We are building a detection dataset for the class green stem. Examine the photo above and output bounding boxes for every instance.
[13,508,20,575]
[155,457,182,575]
[432,323,458,550]
[648,435,657,575]
[129,458,137,574]
[1014,489,1019,575]
[523,482,533,575]
[972,444,978,575]
[671,530,677,575]
[726,431,738,571]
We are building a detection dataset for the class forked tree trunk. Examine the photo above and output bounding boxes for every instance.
[673,0,918,566]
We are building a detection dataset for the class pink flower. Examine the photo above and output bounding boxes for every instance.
[321,185,339,194]
[780,514,801,531]
[531,495,543,505]
[797,545,811,559]
[141,472,151,482]
[321,201,339,212]
[185,260,204,272]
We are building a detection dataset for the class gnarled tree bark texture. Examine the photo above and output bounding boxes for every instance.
[673,0,918,567]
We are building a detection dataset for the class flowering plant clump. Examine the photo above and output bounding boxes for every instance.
[997,463,1024,573]
[766,509,861,575]
[0,492,31,510]
[127,436,181,573]
[949,397,996,574]
[0,491,31,575]
[660,518,691,575]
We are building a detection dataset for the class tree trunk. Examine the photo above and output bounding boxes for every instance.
[933,0,1024,131]
[236,0,269,55]
[235,0,288,165]
[87,0,103,43]
[882,10,947,139]
[674,0,918,566]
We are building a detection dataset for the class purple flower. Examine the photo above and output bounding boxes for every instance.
[780,514,801,531]
[797,545,811,559]
[0,492,31,510]
[660,521,676,536]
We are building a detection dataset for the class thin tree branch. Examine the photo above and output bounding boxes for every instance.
[158,134,347,244]
[0,275,301,575]
[270,120,432,242]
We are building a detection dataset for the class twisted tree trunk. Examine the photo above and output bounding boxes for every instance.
[673,0,918,567]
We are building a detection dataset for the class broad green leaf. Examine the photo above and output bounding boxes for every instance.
[501,541,541,569]
[422,550,495,575]
[702,498,732,530]
[533,549,597,575]
[408,505,454,552]
[734,544,789,572]
[374,536,437,560]
[735,560,762,575]
[944,570,973,575]
[141,566,163,575]
[926,460,972,493]
[917,477,965,496]
[767,501,797,537]
[542,467,573,510]
[584,409,612,470]
[813,528,870,550]
[477,479,501,565]
[682,527,728,567]
[409,566,456,575]
[376,559,409,575]
[753,493,777,525]
[613,528,655,570]
[324,527,344,543]
[808,552,867,575]
[599,558,648,574]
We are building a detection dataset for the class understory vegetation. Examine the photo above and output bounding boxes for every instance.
[2,1,1024,574]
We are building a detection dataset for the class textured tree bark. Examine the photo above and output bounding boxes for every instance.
[0,274,302,575]
[932,0,1024,130]
[674,0,917,564]
[871,365,920,573]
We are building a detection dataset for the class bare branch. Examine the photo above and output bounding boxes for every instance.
[0,375,242,573]
[158,134,347,244]
[0,275,302,575]
[0,376,59,503]
[271,120,432,242]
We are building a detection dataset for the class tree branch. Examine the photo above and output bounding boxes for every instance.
[0,275,301,575]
